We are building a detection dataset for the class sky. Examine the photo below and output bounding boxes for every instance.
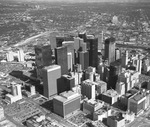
[1,0,150,3]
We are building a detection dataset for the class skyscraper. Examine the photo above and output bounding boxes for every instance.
[55,46,68,75]
[67,52,73,72]
[81,79,96,99]
[17,48,24,62]
[78,51,89,70]
[87,38,98,68]
[62,41,75,64]
[78,31,87,42]
[42,65,61,99]
[104,37,116,65]
[35,44,52,79]
[57,74,75,94]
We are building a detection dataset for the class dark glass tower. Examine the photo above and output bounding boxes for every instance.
[35,44,52,79]
[55,46,68,75]
[87,38,98,68]
[104,37,116,65]
[78,51,89,70]
[78,31,87,42]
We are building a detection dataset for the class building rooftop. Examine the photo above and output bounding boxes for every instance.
[103,89,118,97]
[82,79,97,86]
[62,74,74,80]
[54,90,80,103]
[84,99,104,108]
[105,37,115,44]
[44,64,61,71]
[110,113,124,121]
[95,80,107,86]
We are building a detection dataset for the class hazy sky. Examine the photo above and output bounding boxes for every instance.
[2,0,150,3]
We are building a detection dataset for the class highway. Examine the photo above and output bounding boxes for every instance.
[116,43,150,50]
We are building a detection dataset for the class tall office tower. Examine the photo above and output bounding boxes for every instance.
[115,48,121,60]
[80,42,87,52]
[0,106,4,120]
[116,82,125,97]
[85,66,96,82]
[108,61,122,89]
[98,31,104,50]
[62,41,75,64]
[121,50,128,68]
[56,36,74,47]
[67,52,73,72]
[55,46,68,75]
[78,31,87,42]
[104,37,116,65]
[57,74,75,94]
[30,85,36,96]
[136,55,142,74]
[42,65,61,99]
[50,35,57,49]
[74,37,80,52]
[16,84,22,97]
[98,61,109,82]
[11,82,17,96]
[35,44,52,79]
[17,49,24,62]
[53,90,81,118]
[78,51,89,70]
[87,38,98,68]
[6,51,14,62]
[81,79,96,99]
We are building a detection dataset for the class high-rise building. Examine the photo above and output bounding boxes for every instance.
[55,46,68,75]
[5,84,22,104]
[11,82,17,96]
[53,90,81,118]
[50,35,57,49]
[78,51,89,70]
[30,85,36,96]
[115,48,121,60]
[78,31,87,42]
[85,66,96,82]
[121,50,128,68]
[81,79,96,99]
[95,80,107,95]
[35,45,52,79]
[6,51,14,62]
[42,65,61,99]
[67,52,73,72]
[87,38,98,68]
[74,37,80,52]
[57,74,75,94]
[17,49,24,62]
[104,37,116,65]
[62,41,75,64]
[116,82,125,97]
[97,31,104,50]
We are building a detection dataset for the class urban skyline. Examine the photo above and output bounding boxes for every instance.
[1,1,150,127]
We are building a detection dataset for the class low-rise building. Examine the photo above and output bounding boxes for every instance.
[83,99,104,114]
[53,90,81,118]
[101,89,118,105]
[107,113,125,127]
